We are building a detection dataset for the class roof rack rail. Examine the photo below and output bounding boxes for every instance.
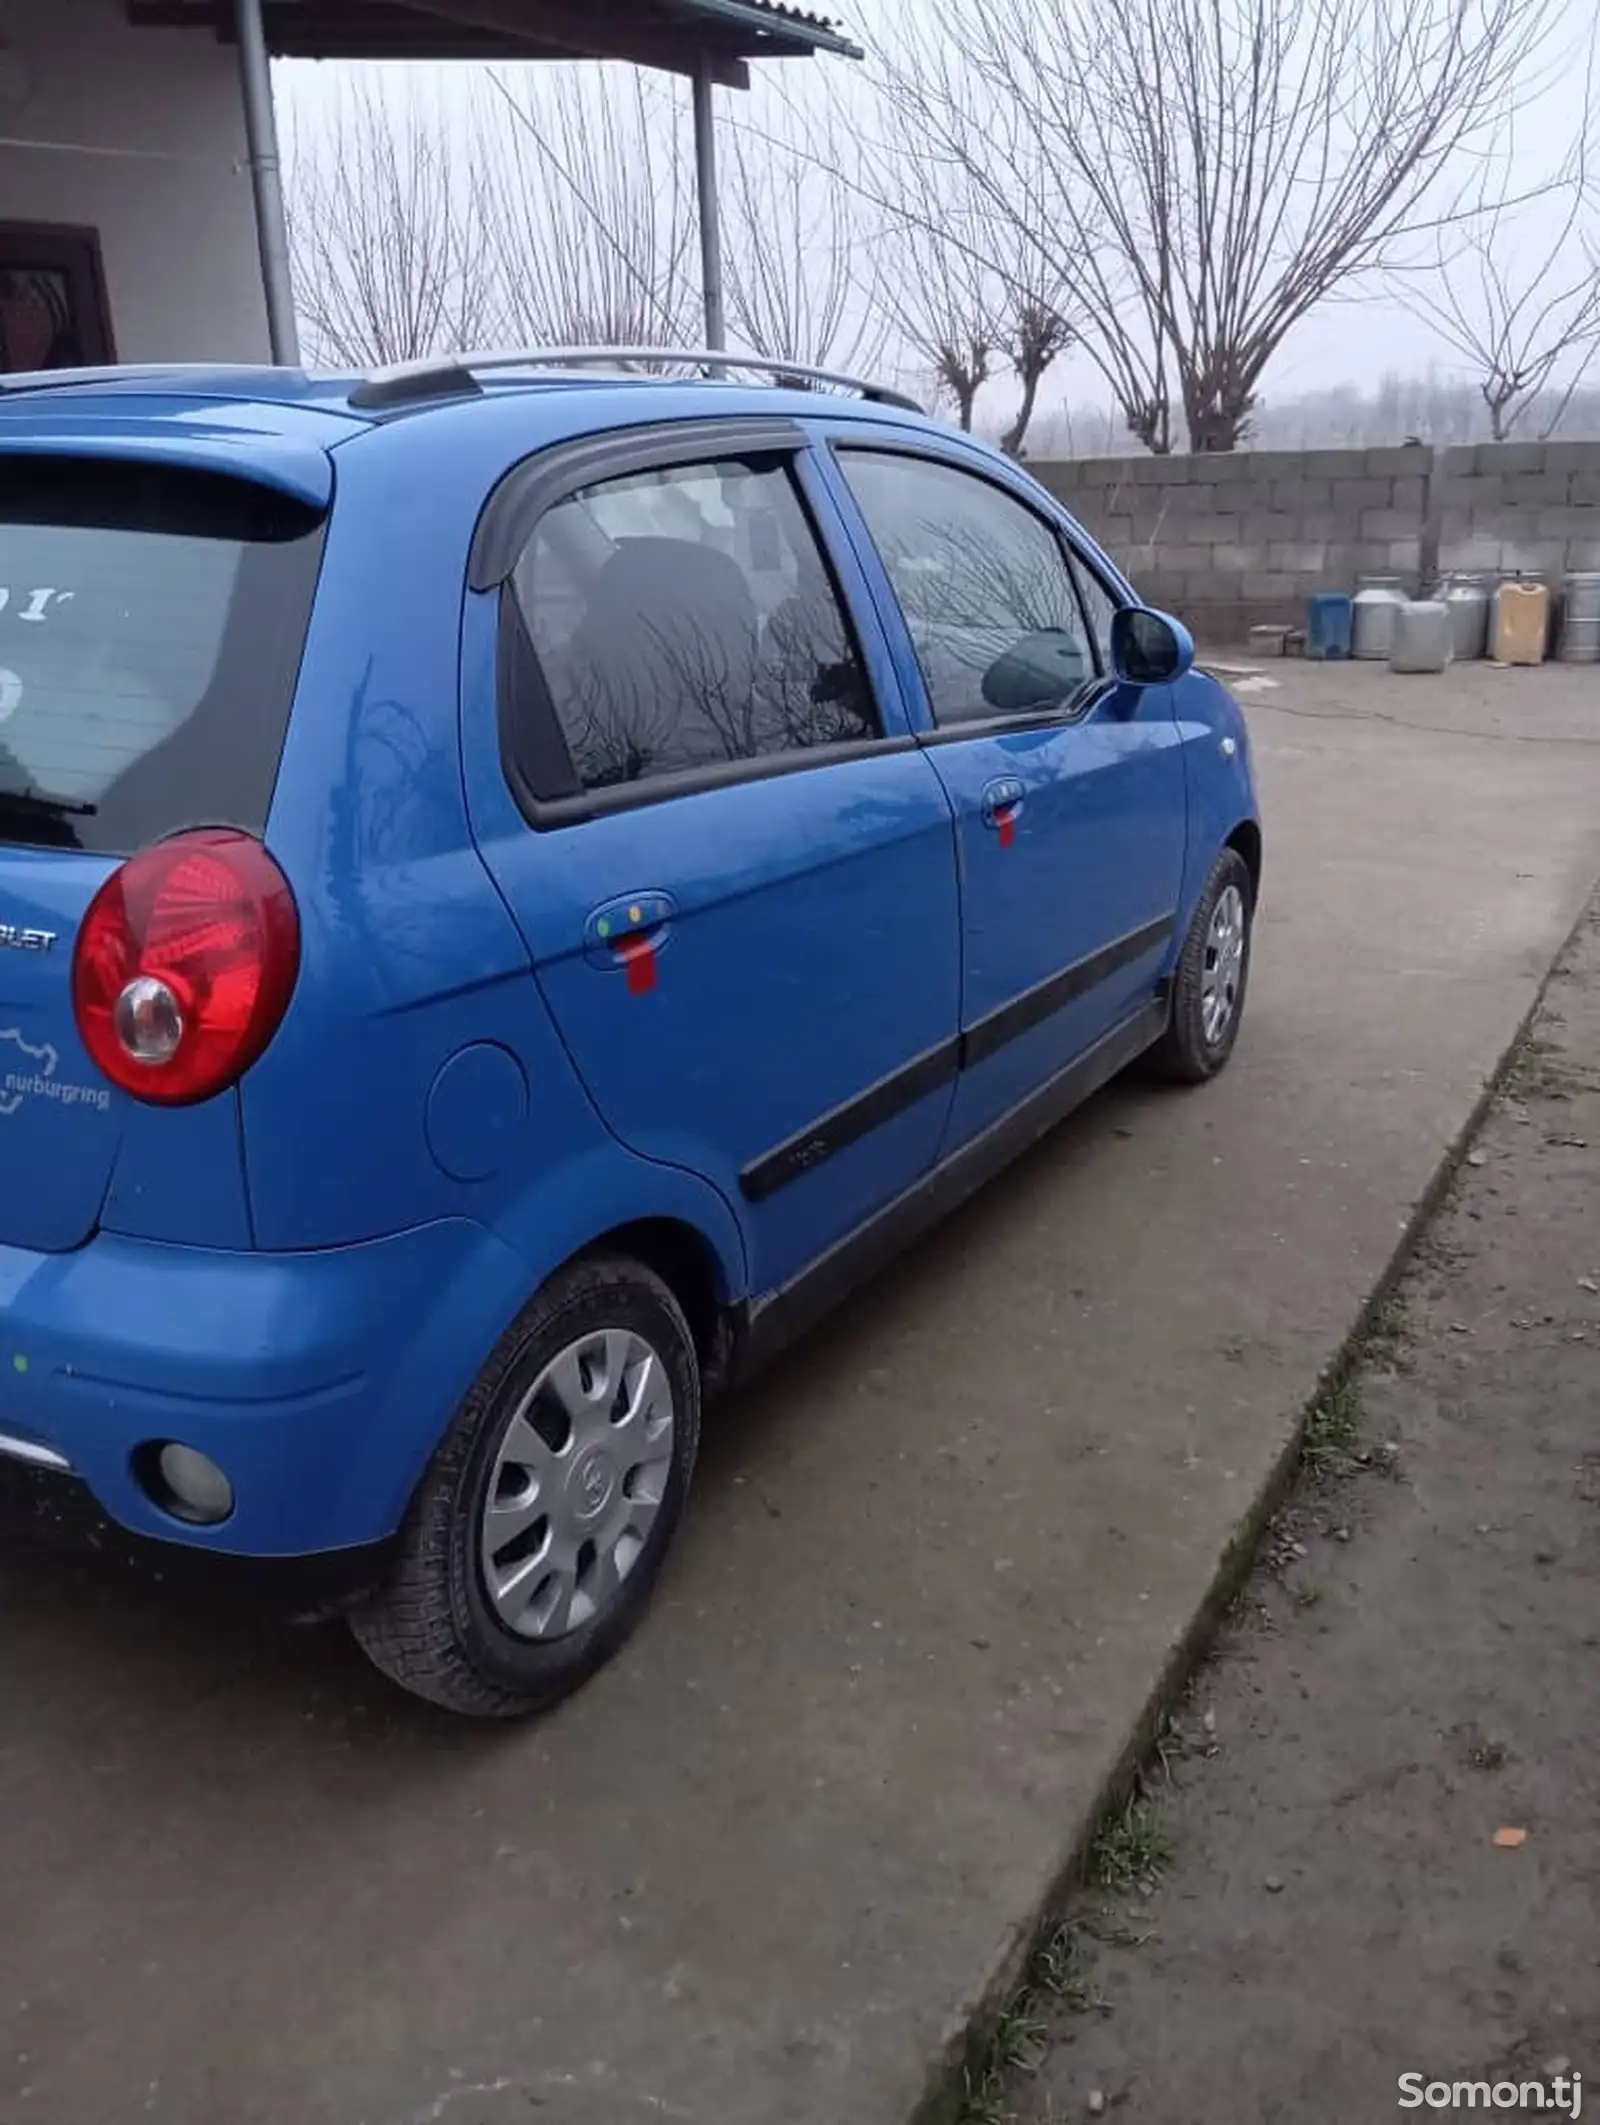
[348,346,925,415]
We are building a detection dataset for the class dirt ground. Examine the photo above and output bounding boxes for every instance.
[990,907,1600,2124]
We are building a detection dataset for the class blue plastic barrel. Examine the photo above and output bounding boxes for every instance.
[1306,592,1353,659]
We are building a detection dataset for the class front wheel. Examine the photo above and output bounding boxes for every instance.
[1149,846,1254,1084]
[350,1254,700,1718]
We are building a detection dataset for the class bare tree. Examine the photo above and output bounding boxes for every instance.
[877,0,1569,451]
[998,296,1076,459]
[1398,121,1600,440]
[285,77,493,368]
[719,99,888,378]
[850,94,1081,447]
[470,68,699,349]
[874,201,998,430]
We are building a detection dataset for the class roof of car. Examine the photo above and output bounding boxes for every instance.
[0,363,922,430]
[0,361,1137,601]
[0,364,938,504]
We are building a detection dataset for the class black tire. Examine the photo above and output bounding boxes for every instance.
[1149,846,1254,1084]
[350,1254,700,1719]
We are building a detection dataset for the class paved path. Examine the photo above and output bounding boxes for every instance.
[4,662,1600,2125]
[1018,897,1600,2125]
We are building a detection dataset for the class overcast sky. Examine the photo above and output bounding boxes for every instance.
[278,0,1595,415]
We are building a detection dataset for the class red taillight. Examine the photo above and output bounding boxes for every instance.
[71,829,299,1106]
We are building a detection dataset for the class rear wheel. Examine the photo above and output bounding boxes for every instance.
[351,1255,700,1718]
[1149,847,1254,1084]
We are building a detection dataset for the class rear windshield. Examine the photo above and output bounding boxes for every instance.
[0,457,325,852]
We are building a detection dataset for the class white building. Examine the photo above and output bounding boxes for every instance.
[0,0,854,374]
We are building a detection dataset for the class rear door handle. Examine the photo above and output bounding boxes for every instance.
[981,777,1025,845]
[583,892,676,992]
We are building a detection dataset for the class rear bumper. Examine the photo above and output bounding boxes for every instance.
[0,1217,532,1558]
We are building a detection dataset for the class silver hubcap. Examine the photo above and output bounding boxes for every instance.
[481,1328,675,1641]
[1201,883,1247,1046]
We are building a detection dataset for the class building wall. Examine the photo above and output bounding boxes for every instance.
[0,0,270,363]
[1032,440,1600,642]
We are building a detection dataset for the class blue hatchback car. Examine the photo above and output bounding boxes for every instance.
[0,352,1260,1715]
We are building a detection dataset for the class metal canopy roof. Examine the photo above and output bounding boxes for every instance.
[126,0,861,84]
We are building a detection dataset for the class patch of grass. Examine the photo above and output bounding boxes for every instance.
[955,2061,1010,2125]
[1367,1295,1409,1353]
[992,1991,1048,2073]
[1301,1379,1363,1474]
[955,1991,1048,2124]
[1033,1924,1108,2014]
[1290,1578,1322,1610]
[1091,1797,1174,1892]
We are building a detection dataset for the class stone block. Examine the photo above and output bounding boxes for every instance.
[1272,476,1333,510]
[1200,453,1260,483]
[1539,442,1600,475]
[1439,445,1478,478]
[1360,508,1419,539]
[1364,446,1432,475]
[1534,507,1600,538]
[1505,471,1572,506]
[1132,455,1200,484]
[1475,440,1544,475]
[1240,510,1301,542]
[1211,541,1267,574]
[1300,508,1366,543]
[1142,542,1212,572]
[1438,533,1506,572]
[1332,476,1392,509]
[1240,572,1302,602]
[1268,542,1330,574]
[1177,513,1243,545]
[1158,483,1230,521]
[1566,473,1600,507]
[1392,475,1429,510]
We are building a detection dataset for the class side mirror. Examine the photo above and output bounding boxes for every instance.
[1110,606,1194,686]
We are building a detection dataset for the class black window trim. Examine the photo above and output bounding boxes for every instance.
[471,415,807,590]
[488,417,910,830]
[829,437,1129,735]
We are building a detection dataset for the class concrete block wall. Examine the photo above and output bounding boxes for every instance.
[1434,443,1600,583]
[1030,440,1600,642]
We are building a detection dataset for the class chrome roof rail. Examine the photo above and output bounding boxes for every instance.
[348,345,924,415]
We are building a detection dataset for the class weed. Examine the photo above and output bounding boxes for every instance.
[955,1991,1047,2124]
[1290,1578,1322,1609]
[993,1991,1048,2073]
[1368,1296,1409,1351]
[1034,1924,1109,2014]
[1301,1380,1363,1474]
[956,2061,1009,2125]
[1092,1798,1174,1892]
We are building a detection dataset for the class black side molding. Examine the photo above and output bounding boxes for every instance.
[738,992,1168,1376]
[963,914,1171,1068]
[741,1034,962,1203]
[738,914,1173,1201]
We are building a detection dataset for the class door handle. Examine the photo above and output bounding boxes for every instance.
[981,778,1026,846]
[583,892,676,993]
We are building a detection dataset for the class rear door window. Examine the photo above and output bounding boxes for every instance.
[0,458,324,852]
[509,454,877,798]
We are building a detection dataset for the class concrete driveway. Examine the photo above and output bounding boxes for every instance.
[5,660,1600,2125]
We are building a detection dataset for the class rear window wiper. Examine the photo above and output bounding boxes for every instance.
[0,788,98,819]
